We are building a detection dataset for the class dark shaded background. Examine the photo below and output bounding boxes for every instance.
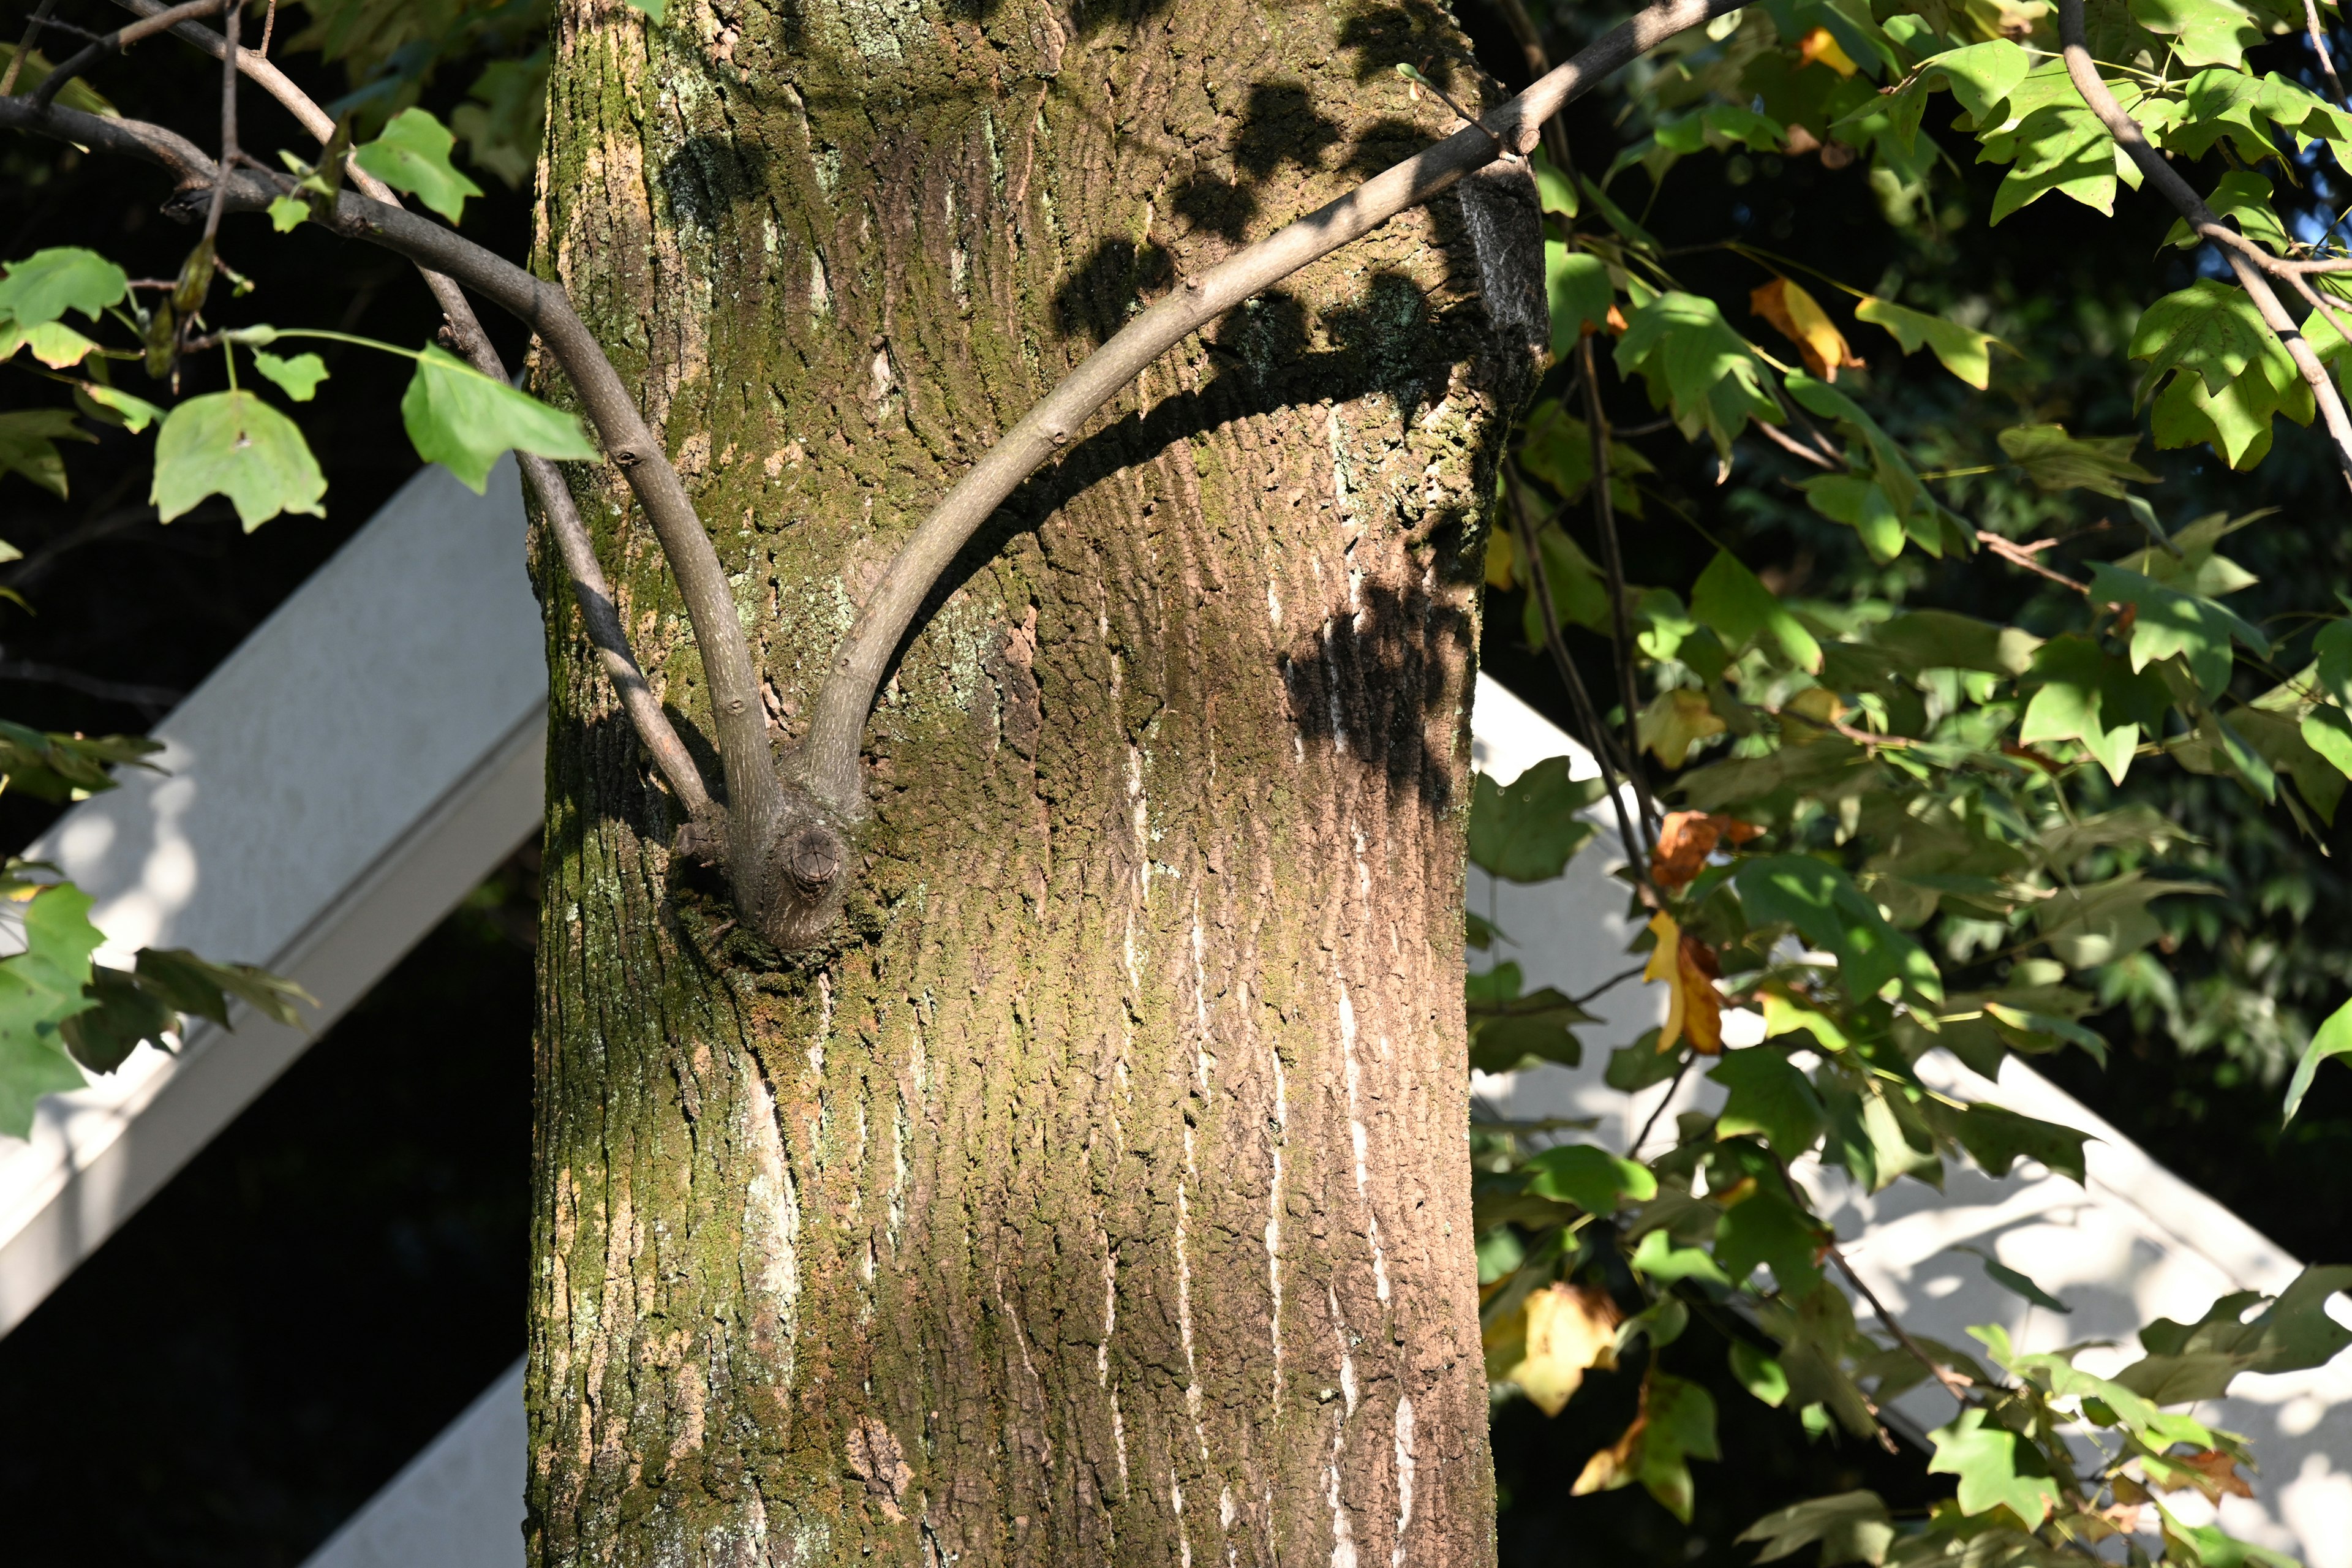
[0,1,2345,1564]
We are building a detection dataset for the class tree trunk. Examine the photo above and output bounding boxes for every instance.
[526,2,1542,1562]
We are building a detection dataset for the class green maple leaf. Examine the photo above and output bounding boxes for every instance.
[1996,423,2158,497]
[2286,995,2352,1120]
[1934,1101,2093,1182]
[1522,1142,1657,1212]
[0,246,127,328]
[0,884,106,1140]
[2019,634,2169,783]
[1709,1049,1827,1159]
[2131,0,2266,68]
[1928,1409,2061,1525]
[1803,474,1905,564]
[1614,291,1781,458]
[1738,1490,1894,1567]
[2089,560,2271,695]
[1715,1186,1827,1292]
[401,345,599,493]
[1544,244,1611,356]
[0,408,94,499]
[2131,279,2281,395]
[352,108,486,224]
[151,390,327,530]
[1467,756,1605,883]
[1735,854,1943,1003]
[1928,39,2035,126]
[1983,100,2139,222]
[1854,295,2002,390]
[1691,550,1823,673]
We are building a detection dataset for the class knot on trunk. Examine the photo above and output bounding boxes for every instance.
[736,782,852,951]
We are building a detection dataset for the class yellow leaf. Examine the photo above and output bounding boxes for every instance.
[1796,25,1860,77]
[1504,1283,1623,1416]
[1574,1414,1645,1493]
[1645,911,1725,1057]
[1750,278,1864,383]
[1637,687,1727,767]
[1486,525,1517,590]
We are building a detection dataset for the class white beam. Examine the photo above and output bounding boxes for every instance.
[0,459,546,1335]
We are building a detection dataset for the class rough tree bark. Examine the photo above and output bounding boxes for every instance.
[527,0,1543,1561]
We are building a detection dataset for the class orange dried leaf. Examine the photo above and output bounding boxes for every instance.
[1751,277,1864,382]
[1645,911,1726,1055]
[1650,810,1765,890]
[1795,24,1860,77]
[2163,1450,2255,1501]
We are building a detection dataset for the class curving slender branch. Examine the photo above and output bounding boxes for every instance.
[1577,333,1659,845]
[104,0,715,824]
[797,0,1754,820]
[7,0,1754,948]
[2306,0,2349,110]
[0,0,64,97]
[2056,0,2352,493]
[31,0,228,110]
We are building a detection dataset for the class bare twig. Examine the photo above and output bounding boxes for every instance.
[1577,333,1659,845]
[0,654,184,714]
[1829,1243,1977,1400]
[1505,473,1653,889]
[1627,1050,1694,1156]
[1572,960,1651,1008]
[0,0,62,96]
[32,0,228,110]
[2057,0,2352,493]
[1751,410,1841,470]
[1977,530,2090,591]
[2306,0,2348,110]
[202,0,236,244]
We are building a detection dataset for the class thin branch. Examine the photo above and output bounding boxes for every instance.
[0,0,62,96]
[202,0,236,244]
[1828,1243,1977,1400]
[2307,0,2348,110]
[796,0,1757,823]
[1977,530,2090,591]
[0,654,184,714]
[2057,0,2352,493]
[31,0,227,110]
[1572,959,1651,1009]
[1627,1050,1694,1157]
[1751,411,1841,470]
[1506,475,1653,889]
[108,0,714,824]
[1577,332,1659,845]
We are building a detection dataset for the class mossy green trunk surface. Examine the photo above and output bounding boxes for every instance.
[530,1,1539,1561]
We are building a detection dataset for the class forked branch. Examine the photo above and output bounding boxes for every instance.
[5,0,1752,946]
[2056,0,2352,493]
[101,0,715,823]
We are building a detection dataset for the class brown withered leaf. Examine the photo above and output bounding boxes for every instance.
[1650,810,1766,890]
